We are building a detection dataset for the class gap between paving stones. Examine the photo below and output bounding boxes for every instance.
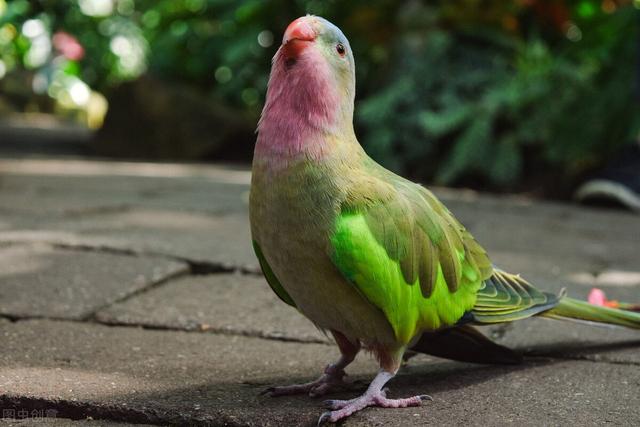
[0,241,318,345]
[0,395,221,427]
[2,241,638,359]
[2,313,638,370]
[47,243,243,275]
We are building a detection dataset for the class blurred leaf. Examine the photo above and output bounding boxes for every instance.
[419,104,472,138]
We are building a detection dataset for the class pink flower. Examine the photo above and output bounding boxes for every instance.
[588,288,607,306]
[53,31,85,61]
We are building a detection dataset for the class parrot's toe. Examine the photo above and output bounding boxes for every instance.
[317,390,431,424]
[260,383,314,397]
[322,398,352,410]
[260,365,355,397]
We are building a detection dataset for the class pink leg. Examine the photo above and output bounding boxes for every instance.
[318,370,431,425]
[262,331,361,398]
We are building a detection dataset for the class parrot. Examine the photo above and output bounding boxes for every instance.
[249,15,640,424]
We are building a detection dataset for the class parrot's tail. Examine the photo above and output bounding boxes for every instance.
[542,296,640,329]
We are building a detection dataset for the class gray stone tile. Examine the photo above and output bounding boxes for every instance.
[437,189,640,271]
[0,244,187,319]
[72,211,256,269]
[0,419,147,426]
[488,316,640,365]
[0,210,257,270]
[96,273,327,343]
[1,320,639,426]
[0,173,249,216]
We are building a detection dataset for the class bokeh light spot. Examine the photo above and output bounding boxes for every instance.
[22,19,45,38]
[142,10,161,28]
[241,87,259,106]
[576,1,596,19]
[110,35,132,56]
[170,21,188,37]
[565,23,582,42]
[215,66,232,83]
[117,0,135,16]
[79,0,114,17]
[69,80,91,106]
[186,0,205,13]
[257,30,273,48]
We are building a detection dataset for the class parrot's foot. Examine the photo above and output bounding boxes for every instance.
[319,389,431,424]
[261,364,358,397]
[317,370,432,425]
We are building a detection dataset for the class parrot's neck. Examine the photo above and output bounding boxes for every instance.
[255,50,355,164]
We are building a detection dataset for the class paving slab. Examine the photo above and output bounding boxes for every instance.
[1,168,637,274]
[0,211,257,271]
[0,173,249,216]
[0,215,256,272]
[1,320,639,426]
[70,211,256,269]
[489,316,640,365]
[436,189,640,271]
[0,244,187,319]
[0,166,255,270]
[95,273,327,343]
[0,419,147,426]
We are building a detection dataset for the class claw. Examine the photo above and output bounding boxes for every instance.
[323,400,337,409]
[419,394,433,401]
[317,411,332,426]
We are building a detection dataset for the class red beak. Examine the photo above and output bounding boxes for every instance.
[282,17,316,58]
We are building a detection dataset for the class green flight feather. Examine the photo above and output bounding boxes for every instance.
[469,270,640,329]
[253,240,296,308]
[542,297,640,329]
[470,270,560,323]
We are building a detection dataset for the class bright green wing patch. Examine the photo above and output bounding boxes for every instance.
[253,241,296,308]
[331,212,480,344]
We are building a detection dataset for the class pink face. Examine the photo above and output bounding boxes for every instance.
[255,16,354,162]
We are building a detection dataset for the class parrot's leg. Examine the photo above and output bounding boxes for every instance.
[262,331,361,397]
[319,370,431,424]
[318,348,431,425]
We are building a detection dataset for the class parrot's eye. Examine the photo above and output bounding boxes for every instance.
[336,43,346,56]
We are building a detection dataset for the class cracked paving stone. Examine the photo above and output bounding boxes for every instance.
[1,320,639,426]
[95,273,327,343]
[0,212,257,271]
[0,244,187,319]
[65,211,256,270]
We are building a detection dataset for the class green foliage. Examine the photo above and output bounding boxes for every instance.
[358,2,640,190]
[0,0,638,193]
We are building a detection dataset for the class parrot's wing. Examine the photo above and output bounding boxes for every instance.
[470,269,560,324]
[330,173,493,344]
[253,240,297,308]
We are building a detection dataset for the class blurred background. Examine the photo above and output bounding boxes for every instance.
[0,0,638,199]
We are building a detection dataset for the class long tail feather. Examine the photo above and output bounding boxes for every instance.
[542,297,640,329]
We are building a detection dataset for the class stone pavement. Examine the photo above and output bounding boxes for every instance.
[0,158,639,426]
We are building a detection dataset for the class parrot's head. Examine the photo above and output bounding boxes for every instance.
[257,16,356,158]
[277,15,355,98]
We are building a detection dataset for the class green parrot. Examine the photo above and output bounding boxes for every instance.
[249,15,640,424]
